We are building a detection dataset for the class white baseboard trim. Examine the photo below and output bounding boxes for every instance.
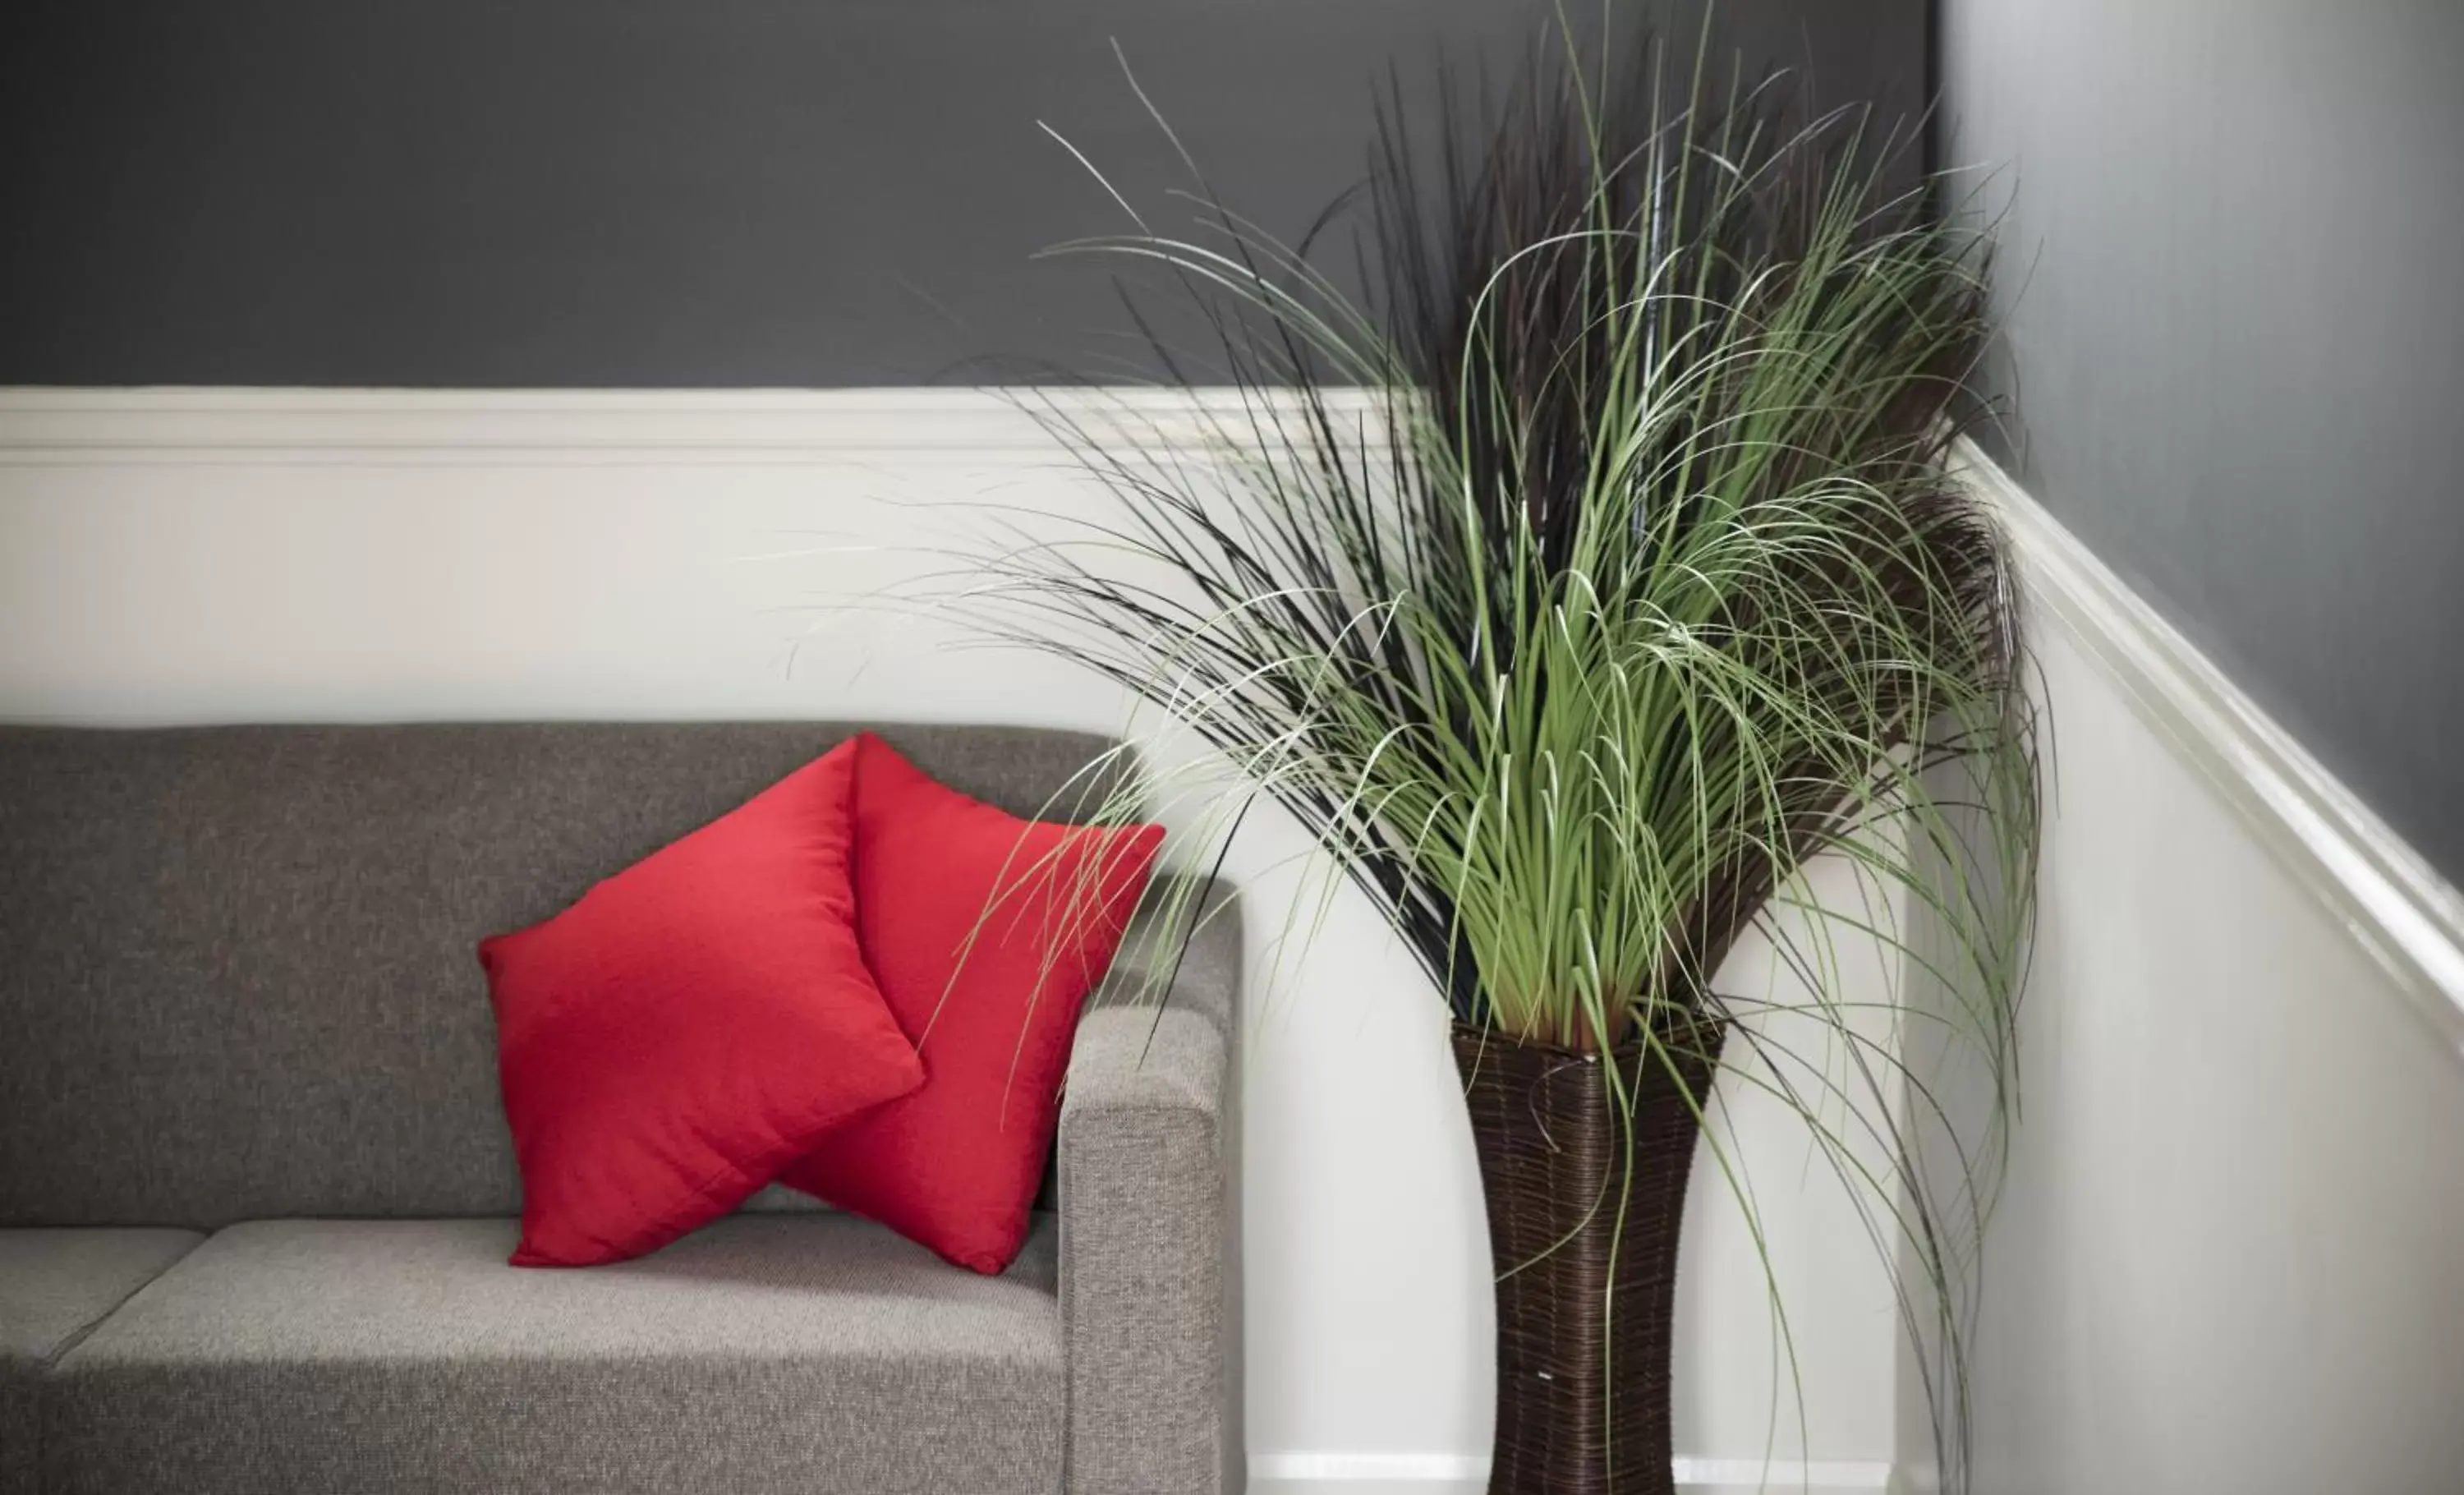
[1954,436,2464,1057]
[1250,1454,1488,1484]
[1248,1452,1894,1491]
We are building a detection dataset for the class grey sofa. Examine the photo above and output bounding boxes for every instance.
[0,723,1241,1495]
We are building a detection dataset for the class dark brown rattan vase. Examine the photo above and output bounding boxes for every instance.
[1452,1014,1726,1495]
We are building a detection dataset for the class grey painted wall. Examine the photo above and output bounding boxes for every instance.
[1938,0,2464,879]
[0,0,1920,389]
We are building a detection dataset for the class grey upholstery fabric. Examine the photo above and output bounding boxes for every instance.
[0,720,1131,1228]
[46,1214,1064,1495]
[0,1228,201,1495]
[1060,880,1243,1495]
[1,720,1241,1495]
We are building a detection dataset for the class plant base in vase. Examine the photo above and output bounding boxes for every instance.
[1453,1015,1726,1495]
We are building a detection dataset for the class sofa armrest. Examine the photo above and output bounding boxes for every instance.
[1058,877,1241,1495]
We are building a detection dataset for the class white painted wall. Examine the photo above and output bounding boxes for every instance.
[1891,449,2464,1495]
[0,389,1914,1492]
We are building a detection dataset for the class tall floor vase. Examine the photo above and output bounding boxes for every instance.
[1451,1014,1726,1495]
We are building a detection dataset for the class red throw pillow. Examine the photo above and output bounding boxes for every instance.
[479,741,924,1267]
[777,732,1162,1273]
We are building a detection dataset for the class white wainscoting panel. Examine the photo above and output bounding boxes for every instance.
[1901,441,2464,1495]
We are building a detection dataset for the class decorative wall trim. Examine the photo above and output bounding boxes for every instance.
[1248,1452,1895,1491]
[1954,436,2464,1056]
[0,385,1385,467]
[1248,1451,1487,1484]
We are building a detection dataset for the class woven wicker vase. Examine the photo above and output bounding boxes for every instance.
[1451,1015,1726,1495]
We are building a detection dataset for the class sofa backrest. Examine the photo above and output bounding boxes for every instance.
[0,721,1131,1230]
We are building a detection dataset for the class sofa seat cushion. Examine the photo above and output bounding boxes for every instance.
[44,1215,1064,1495]
[0,1228,202,1495]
